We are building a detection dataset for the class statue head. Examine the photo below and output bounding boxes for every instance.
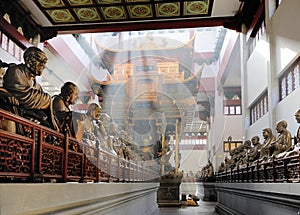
[276,120,287,133]
[87,103,102,120]
[60,82,79,105]
[295,109,300,123]
[99,113,111,127]
[108,122,119,136]
[262,128,272,139]
[243,140,251,148]
[238,144,245,151]
[251,136,260,145]
[24,46,47,76]
[119,130,129,142]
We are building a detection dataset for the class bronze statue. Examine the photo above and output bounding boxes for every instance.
[85,103,102,133]
[237,140,251,166]
[206,160,214,177]
[107,122,121,154]
[234,145,245,167]
[99,113,111,129]
[229,147,243,169]
[198,160,214,181]
[53,82,85,139]
[278,109,300,158]
[2,46,58,130]
[82,103,102,145]
[218,162,225,173]
[224,156,231,171]
[259,128,276,161]
[227,149,237,169]
[294,109,300,144]
[270,120,292,157]
[248,136,262,163]
[98,113,125,156]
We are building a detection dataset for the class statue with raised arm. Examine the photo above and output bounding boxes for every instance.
[2,46,58,130]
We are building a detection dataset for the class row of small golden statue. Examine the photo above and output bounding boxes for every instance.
[196,159,215,182]
[218,110,300,173]
[0,46,163,163]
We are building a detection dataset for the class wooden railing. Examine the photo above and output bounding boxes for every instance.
[0,109,159,183]
[216,155,300,183]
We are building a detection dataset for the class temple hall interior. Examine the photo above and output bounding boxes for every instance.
[0,0,300,214]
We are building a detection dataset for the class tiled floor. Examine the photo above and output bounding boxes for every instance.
[157,200,218,215]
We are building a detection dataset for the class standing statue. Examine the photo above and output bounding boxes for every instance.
[2,46,58,130]
[270,120,292,157]
[53,82,85,139]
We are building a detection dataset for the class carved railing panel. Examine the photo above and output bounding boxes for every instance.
[124,161,130,181]
[257,164,265,182]
[0,109,160,182]
[0,111,36,181]
[119,159,126,182]
[83,143,98,182]
[110,156,119,181]
[98,150,110,182]
[40,128,65,182]
[84,156,98,181]
[0,136,33,178]
[274,160,286,182]
[41,145,63,180]
[263,161,274,182]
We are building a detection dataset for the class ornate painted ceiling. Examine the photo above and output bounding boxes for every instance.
[4,0,262,41]
[35,0,213,23]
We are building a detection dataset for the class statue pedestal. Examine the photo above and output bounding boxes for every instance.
[196,182,217,202]
[157,176,182,207]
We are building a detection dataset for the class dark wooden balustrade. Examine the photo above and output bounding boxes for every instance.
[0,109,159,183]
[216,154,300,183]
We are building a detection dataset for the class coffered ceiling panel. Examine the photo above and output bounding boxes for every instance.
[34,0,213,25]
